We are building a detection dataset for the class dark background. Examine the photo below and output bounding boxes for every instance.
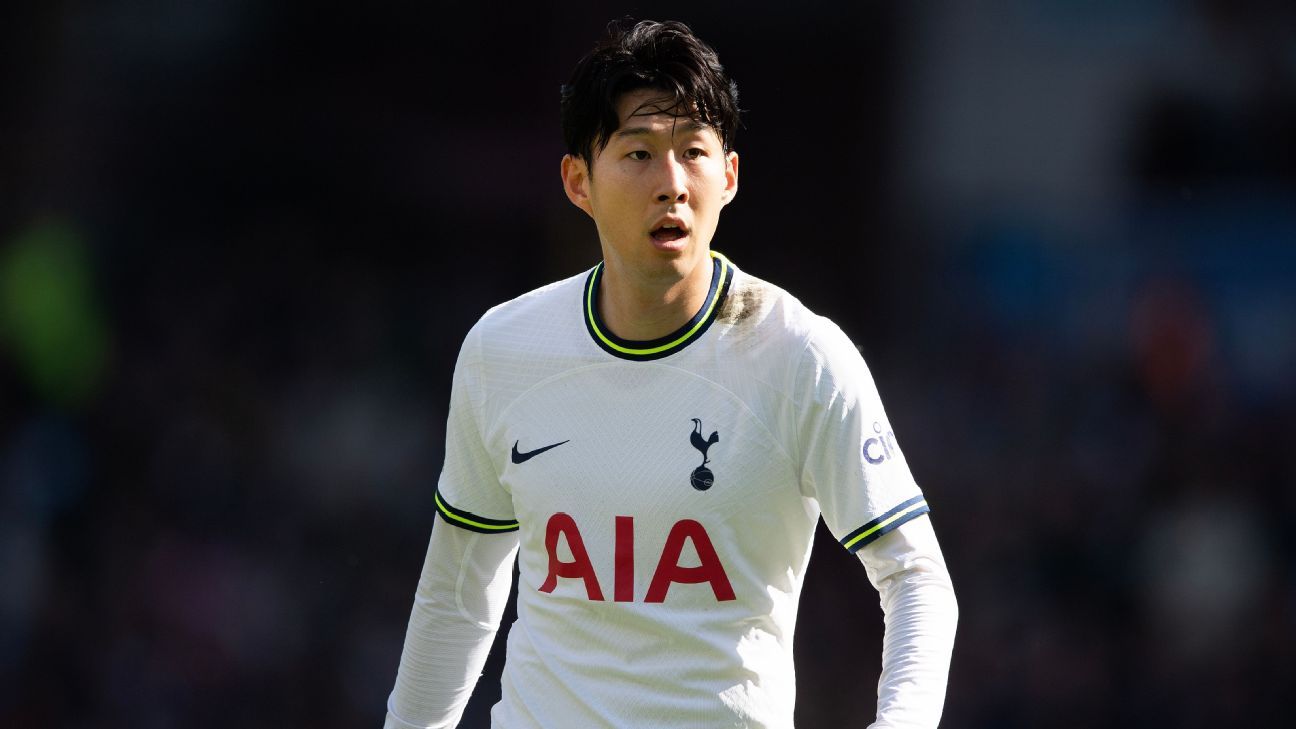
[3,1,1294,727]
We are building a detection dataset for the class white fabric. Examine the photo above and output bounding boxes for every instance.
[386,256,955,727]
[384,524,519,729]
[860,517,958,729]
[385,517,957,729]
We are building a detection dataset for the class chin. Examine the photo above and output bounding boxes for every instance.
[632,250,696,285]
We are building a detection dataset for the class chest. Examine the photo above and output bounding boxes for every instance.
[490,365,795,525]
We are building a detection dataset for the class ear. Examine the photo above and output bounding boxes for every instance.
[561,154,594,217]
[721,150,739,205]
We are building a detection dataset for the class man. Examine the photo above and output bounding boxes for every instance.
[385,19,956,728]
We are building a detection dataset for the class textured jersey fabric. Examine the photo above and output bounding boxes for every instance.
[381,516,956,729]
[430,252,932,727]
[386,524,520,729]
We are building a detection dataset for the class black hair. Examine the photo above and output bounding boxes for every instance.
[560,19,741,166]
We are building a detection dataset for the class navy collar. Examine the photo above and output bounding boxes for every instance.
[583,251,733,361]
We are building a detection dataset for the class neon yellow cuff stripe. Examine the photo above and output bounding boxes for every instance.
[435,491,518,531]
[842,499,929,551]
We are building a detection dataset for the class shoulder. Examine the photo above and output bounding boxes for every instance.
[476,268,589,333]
[716,263,859,369]
[451,268,598,416]
[461,267,591,361]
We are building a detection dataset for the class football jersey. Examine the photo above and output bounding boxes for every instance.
[434,251,930,728]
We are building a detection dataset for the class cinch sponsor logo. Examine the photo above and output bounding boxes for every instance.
[538,513,736,603]
[864,422,897,465]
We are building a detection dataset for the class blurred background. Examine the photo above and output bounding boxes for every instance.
[2,1,1294,727]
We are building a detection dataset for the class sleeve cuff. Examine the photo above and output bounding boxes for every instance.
[839,495,929,553]
[434,490,519,534]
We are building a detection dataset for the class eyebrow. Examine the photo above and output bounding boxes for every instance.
[612,120,710,139]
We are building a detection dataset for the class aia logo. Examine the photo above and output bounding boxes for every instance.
[689,418,720,490]
[538,513,735,603]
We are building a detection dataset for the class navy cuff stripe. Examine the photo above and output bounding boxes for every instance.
[434,490,520,534]
[840,495,930,553]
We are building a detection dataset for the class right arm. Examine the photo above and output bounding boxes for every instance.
[387,325,520,728]
[384,522,519,729]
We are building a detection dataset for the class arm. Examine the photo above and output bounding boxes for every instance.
[387,323,521,727]
[858,516,958,729]
[789,317,956,725]
[384,522,519,729]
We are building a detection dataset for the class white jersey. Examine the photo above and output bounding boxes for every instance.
[434,251,930,728]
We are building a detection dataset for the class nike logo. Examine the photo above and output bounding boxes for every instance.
[511,439,570,464]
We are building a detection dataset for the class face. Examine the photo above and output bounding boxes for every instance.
[561,88,739,283]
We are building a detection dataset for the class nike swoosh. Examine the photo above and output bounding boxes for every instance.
[511,439,570,464]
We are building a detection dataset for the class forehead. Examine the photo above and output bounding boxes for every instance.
[611,88,719,141]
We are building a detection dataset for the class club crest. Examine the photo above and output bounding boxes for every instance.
[689,418,720,490]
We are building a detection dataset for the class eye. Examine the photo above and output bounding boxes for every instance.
[627,150,650,161]
[683,147,705,160]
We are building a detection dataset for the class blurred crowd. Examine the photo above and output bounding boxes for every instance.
[2,2,1293,727]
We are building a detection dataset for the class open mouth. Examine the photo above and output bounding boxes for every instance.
[650,223,688,242]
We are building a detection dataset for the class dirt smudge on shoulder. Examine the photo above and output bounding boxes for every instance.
[718,281,765,326]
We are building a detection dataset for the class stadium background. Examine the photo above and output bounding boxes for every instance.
[2,1,1294,727]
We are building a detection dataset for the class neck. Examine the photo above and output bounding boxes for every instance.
[597,252,714,341]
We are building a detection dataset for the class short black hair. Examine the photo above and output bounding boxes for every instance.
[561,19,741,165]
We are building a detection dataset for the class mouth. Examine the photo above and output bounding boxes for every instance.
[650,221,689,244]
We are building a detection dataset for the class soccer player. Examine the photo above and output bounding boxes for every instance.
[384,19,957,728]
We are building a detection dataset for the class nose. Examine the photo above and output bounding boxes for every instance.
[654,155,689,204]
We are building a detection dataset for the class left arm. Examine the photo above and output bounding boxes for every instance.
[858,516,958,729]
[789,316,957,726]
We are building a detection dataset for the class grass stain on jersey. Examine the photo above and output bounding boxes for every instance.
[717,280,764,326]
